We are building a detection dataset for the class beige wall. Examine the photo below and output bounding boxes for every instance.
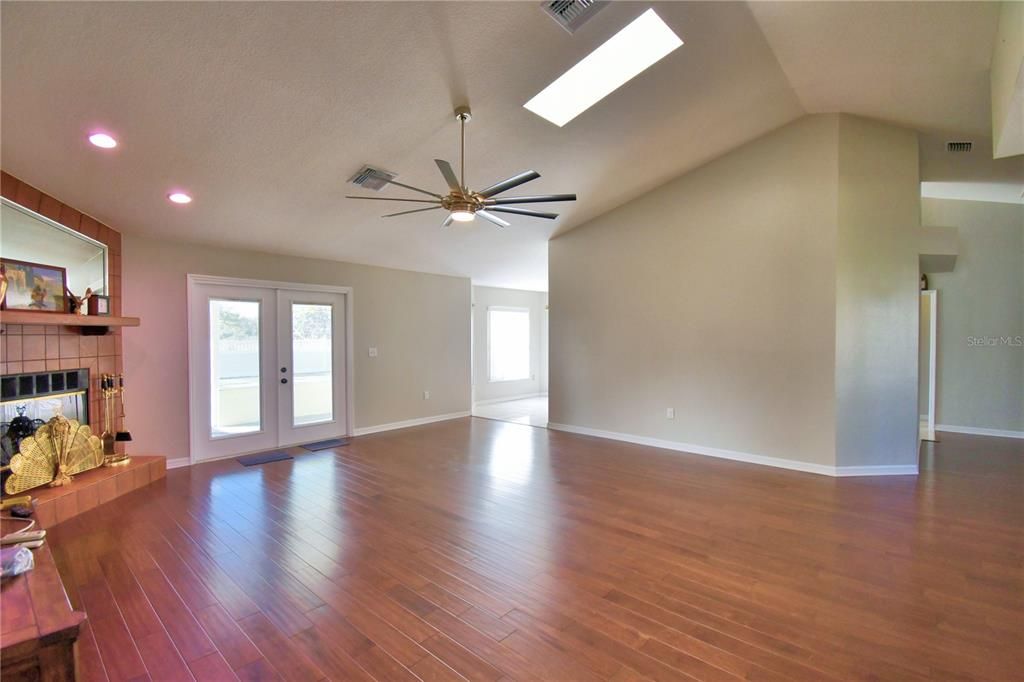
[991,0,1024,158]
[834,115,921,467]
[550,113,923,472]
[472,286,547,403]
[124,234,471,459]
[922,198,1024,433]
[550,115,841,467]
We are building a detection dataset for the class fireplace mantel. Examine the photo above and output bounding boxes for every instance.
[0,310,140,334]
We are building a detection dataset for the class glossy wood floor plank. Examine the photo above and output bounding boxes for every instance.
[46,420,1022,681]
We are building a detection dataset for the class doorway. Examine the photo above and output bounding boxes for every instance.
[470,289,549,428]
[187,275,353,463]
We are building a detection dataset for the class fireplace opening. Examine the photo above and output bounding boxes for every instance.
[1,369,91,484]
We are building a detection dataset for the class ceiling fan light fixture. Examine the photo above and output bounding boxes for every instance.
[346,107,576,228]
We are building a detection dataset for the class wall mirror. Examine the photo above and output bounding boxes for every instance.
[0,197,107,296]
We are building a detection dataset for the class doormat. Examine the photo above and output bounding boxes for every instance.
[301,438,350,451]
[237,451,294,466]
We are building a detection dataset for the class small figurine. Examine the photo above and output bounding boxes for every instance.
[66,287,94,315]
[0,264,8,308]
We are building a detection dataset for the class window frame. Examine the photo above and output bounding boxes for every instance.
[486,306,532,383]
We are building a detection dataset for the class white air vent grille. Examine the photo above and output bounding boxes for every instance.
[946,141,973,153]
[349,166,395,191]
[542,0,607,34]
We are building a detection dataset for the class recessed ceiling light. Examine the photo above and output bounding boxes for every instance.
[88,132,118,149]
[167,192,192,204]
[524,9,683,127]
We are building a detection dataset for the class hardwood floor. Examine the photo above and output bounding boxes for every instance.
[47,419,1022,681]
[473,397,549,427]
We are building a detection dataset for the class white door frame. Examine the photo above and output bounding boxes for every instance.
[187,274,355,464]
[920,290,938,442]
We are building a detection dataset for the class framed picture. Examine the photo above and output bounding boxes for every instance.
[0,258,67,313]
[88,294,111,316]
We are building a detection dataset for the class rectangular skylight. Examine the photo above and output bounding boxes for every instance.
[524,8,683,127]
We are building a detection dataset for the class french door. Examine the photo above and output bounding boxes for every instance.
[188,277,351,463]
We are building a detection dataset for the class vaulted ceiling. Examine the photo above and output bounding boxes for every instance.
[0,2,1009,290]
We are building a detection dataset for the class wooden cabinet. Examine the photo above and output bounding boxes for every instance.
[0,539,84,681]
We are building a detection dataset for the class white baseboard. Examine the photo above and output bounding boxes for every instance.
[166,457,191,469]
[547,423,918,477]
[936,424,1024,439]
[354,411,471,436]
[833,464,921,476]
[473,393,544,407]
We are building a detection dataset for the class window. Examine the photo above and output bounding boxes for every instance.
[291,303,334,426]
[488,307,531,382]
[209,299,261,437]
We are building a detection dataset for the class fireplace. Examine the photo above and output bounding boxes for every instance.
[1,369,91,483]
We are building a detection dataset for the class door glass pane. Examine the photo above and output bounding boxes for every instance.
[292,303,333,426]
[210,299,261,437]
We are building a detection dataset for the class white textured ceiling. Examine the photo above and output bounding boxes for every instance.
[0,2,1008,290]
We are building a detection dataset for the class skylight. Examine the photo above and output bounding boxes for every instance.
[524,9,683,127]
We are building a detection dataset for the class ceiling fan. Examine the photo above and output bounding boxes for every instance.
[346,107,576,228]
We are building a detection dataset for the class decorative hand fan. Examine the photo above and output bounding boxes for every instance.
[4,415,103,494]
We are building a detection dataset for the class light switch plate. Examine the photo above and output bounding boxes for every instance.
[666,407,675,419]
[368,347,378,357]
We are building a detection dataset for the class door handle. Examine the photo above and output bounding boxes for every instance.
[281,367,287,373]
[281,378,288,384]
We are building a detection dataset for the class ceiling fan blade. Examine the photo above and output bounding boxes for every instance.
[486,194,577,205]
[488,206,558,220]
[475,210,511,228]
[366,177,443,199]
[345,196,441,204]
[382,206,443,218]
[435,159,462,192]
[477,170,541,198]
[442,215,454,228]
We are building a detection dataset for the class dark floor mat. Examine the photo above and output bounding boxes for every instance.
[237,451,293,466]
[301,438,350,451]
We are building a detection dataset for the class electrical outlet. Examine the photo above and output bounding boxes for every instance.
[423,390,430,400]
[368,347,378,357]
[666,407,675,419]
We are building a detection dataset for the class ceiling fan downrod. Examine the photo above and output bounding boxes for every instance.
[456,106,471,192]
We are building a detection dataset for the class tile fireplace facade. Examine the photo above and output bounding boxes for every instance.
[1,171,125,436]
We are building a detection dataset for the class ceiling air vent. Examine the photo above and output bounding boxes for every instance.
[348,166,395,191]
[946,141,973,153]
[542,0,608,34]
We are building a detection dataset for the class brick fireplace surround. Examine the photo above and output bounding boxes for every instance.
[0,171,125,435]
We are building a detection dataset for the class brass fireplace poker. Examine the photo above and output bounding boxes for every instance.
[101,374,131,466]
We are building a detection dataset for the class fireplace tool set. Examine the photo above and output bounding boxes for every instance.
[100,374,132,466]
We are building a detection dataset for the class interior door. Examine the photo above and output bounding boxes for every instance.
[276,290,348,446]
[190,283,278,462]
